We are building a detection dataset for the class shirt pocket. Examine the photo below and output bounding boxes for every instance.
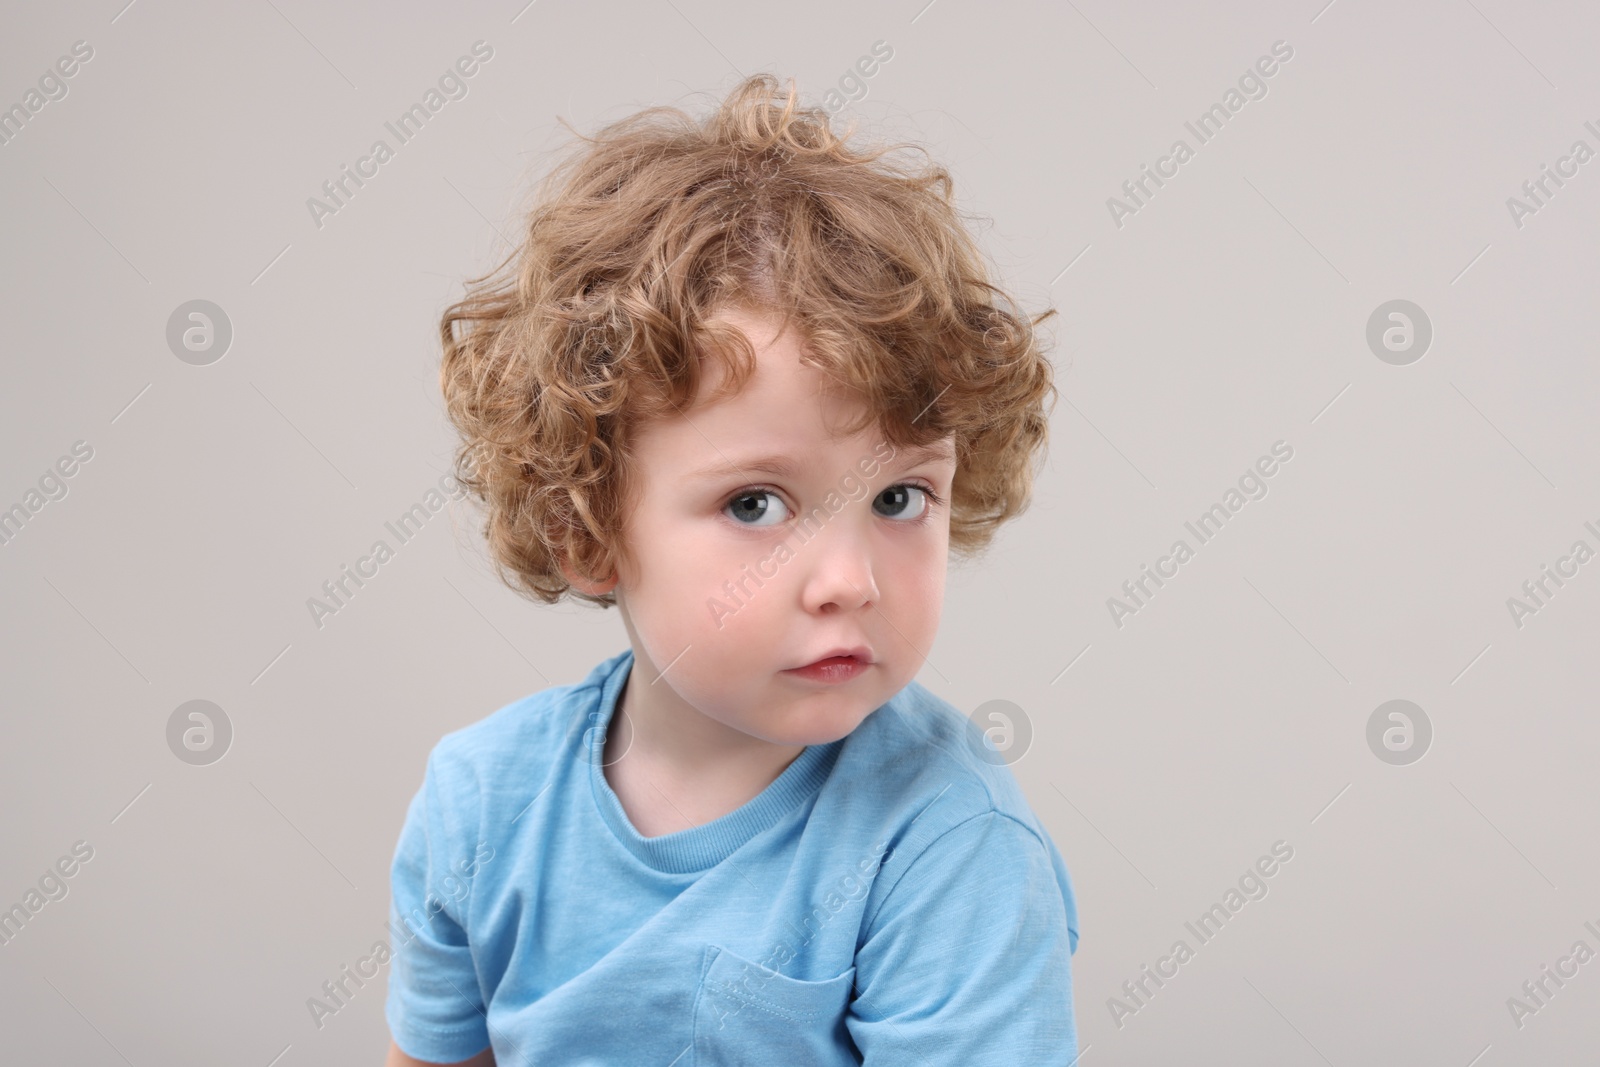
[692,943,857,1066]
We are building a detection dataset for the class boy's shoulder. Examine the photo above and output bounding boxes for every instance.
[422,650,622,790]
[830,677,1056,853]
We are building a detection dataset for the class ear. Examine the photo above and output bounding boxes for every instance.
[559,558,619,596]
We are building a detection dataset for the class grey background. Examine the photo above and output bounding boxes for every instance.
[2,0,1597,1063]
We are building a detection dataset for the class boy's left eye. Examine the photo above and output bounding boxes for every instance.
[722,484,940,527]
[873,484,934,522]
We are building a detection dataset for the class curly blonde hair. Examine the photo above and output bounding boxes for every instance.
[439,73,1058,609]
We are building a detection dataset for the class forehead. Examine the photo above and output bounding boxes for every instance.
[686,439,954,482]
[635,308,953,475]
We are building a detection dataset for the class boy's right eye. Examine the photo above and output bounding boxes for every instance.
[724,487,791,528]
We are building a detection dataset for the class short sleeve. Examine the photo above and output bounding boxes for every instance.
[385,749,493,1062]
[847,811,1079,1065]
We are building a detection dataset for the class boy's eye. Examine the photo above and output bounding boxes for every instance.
[722,484,938,527]
[873,484,931,522]
[724,489,791,527]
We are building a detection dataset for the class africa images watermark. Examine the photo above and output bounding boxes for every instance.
[1,439,94,549]
[1106,39,1295,229]
[1107,839,1295,1029]
[706,837,893,1032]
[1503,518,1600,630]
[306,840,495,1030]
[1106,441,1295,629]
[0,39,95,148]
[306,470,470,629]
[0,840,96,948]
[706,439,901,629]
[1504,918,1600,1031]
[1505,117,1600,230]
[819,40,893,114]
[306,40,494,230]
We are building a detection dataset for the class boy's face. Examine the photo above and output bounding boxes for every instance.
[606,307,957,751]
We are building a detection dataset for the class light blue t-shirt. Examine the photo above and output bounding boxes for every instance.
[386,647,1080,1064]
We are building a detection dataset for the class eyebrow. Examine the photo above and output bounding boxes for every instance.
[690,442,954,481]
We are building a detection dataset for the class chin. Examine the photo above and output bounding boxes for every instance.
[769,705,877,748]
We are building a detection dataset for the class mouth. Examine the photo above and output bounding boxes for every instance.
[790,646,873,670]
[783,647,873,683]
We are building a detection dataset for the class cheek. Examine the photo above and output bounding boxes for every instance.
[641,520,756,624]
[893,531,949,607]
[908,554,947,605]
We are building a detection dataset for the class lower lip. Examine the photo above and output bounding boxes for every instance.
[783,657,869,683]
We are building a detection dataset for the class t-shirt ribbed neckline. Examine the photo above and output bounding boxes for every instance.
[585,648,843,874]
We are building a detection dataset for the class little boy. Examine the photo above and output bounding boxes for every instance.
[385,73,1079,1065]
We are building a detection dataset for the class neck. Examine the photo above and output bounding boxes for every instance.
[610,664,806,781]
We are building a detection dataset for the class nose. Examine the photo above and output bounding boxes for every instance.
[798,518,880,615]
